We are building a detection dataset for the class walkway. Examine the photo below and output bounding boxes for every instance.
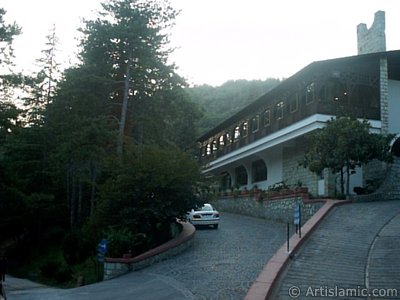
[274,200,400,300]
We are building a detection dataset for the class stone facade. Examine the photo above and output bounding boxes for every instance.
[380,57,389,134]
[357,11,386,55]
[363,159,388,187]
[211,193,323,224]
[282,143,318,195]
[353,157,400,202]
[362,56,390,184]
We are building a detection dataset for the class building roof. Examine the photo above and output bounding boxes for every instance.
[197,50,400,142]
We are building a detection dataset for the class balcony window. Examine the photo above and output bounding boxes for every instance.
[305,82,315,104]
[242,121,248,137]
[276,101,284,120]
[326,79,347,102]
[201,145,206,157]
[212,140,218,152]
[234,126,240,141]
[219,135,225,147]
[289,94,298,113]
[263,109,271,127]
[251,115,260,132]
[225,132,232,144]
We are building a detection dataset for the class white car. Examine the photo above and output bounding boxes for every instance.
[187,203,220,229]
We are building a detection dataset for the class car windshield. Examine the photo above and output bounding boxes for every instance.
[200,204,213,211]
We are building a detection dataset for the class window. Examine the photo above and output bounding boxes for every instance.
[242,121,248,137]
[219,135,225,147]
[225,132,232,144]
[201,145,206,157]
[305,82,315,104]
[263,109,271,127]
[252,159,268,182]
[289,94,298,113]
[276,101,284,120]
[234,126,240,141]
[326,79,347,102]
[235,166,248,186]
[251,115,260,132]
[212,140,217,152]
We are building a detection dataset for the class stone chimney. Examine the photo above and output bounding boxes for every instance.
[357,11,386,55]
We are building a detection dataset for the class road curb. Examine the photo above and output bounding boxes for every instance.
[104,221,196,280]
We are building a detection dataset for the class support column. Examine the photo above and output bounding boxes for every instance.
[380,57,389,134]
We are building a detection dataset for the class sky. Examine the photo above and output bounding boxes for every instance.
[2,0,400,87]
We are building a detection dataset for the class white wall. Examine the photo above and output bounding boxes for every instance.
[388,79,400,135]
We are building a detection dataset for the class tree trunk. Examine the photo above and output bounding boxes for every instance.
[77,178,83,225]
[117,60,131,156]
[90,162,97,216]
[346,163,351,198]
[70,172,77,228]
[340,168,344,196]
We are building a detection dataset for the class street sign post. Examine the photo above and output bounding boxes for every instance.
[293,204,301,238]
[96,239,108,281]
[97,239,108,262]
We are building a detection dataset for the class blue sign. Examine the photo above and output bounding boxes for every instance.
[293,205,300,225]
[97,238,108,255]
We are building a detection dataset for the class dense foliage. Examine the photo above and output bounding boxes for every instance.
[188,79,280,134]
[0,0,203,285]
[300,116,394,196]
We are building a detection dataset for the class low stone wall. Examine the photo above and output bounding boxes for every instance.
[211,192,324,223]
[103,221,195,280]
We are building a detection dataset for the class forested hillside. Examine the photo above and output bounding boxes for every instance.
[1,0,281,287]
[0,1,204,286]
[188,78,281,135]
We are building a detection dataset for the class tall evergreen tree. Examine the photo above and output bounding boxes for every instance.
[22,24,61,126]
[0,8,22,141]
[78,0,184,154]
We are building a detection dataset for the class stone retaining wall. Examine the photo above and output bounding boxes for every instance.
[103,221,195,280]
[211,192,324,223]
[352,157,400,203]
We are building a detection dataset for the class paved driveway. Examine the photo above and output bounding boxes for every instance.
[275,200,400,300]
[7,212,287,300]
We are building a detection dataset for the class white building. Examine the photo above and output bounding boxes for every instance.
[198,11,400,197]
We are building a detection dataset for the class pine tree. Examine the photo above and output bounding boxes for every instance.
[22,24,61,126]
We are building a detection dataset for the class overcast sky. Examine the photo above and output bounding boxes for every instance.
[2,0,400,86]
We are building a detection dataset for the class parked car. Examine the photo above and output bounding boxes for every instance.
[187,203,220,229]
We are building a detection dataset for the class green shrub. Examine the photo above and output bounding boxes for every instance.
[40,261,72,283]
[104,227,138,257]
[62,230,92,265]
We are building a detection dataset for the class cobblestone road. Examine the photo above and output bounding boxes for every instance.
[6,212,287,300]
[275,200,400,300]
[143,212,287,299]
